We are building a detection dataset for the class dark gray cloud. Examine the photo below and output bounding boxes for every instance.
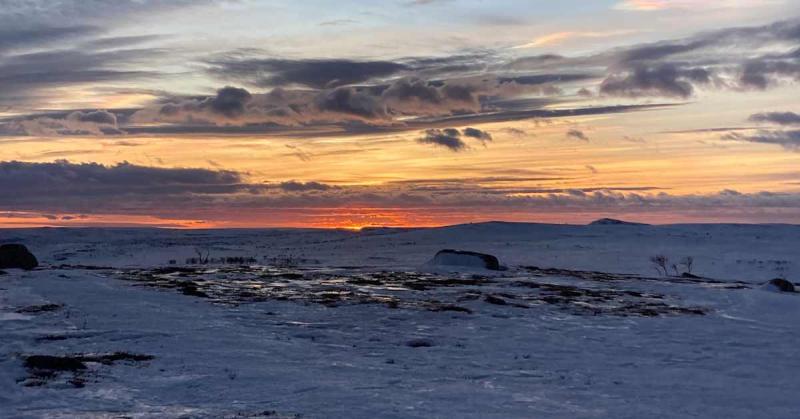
[0,1,219,28]
[207,57,408,89]
[380,78,481,115]
[208,86,253,118]
[417,127,493,151]
[532,18,800,99]
[276,181,336,192]
[0,110,123,136]
[722,130,800,151]
[6,16,800,136]
[612,18,800,66]
[462,127,492,142]
[315,87,387,119]
[108,103,671,138]
[600,64,710,98]
[0,25,99,53]
[749,112,800,126]
[0,1,223,109]
[71,110,118,125]
[418,128,466,151]
[498,73,594,86]
[566,129,589,141]
[0,160,246,207]
[0,47,163,108]
[739,55,800,89]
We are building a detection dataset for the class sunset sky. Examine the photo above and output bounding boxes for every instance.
[1,0,799,228]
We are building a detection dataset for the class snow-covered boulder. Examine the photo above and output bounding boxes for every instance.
[0,244,38,270]
[428,249,501,271]
[761,278,796,293]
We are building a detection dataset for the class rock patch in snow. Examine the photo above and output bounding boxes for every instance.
[0,244,39,270]
[406,338,435,348]
[429,249,501,271]
[22,352,155,387]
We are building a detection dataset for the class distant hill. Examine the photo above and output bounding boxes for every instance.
[589,218,649,226]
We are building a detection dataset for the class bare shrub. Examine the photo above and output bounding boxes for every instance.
[680,256,694,274]
[650,255,669,276]
[194,247,210,265]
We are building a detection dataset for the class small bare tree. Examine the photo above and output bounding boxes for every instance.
[650,255,669,276]
[680,256,694,274]
[194,247,210,265]
[671,263,680,276]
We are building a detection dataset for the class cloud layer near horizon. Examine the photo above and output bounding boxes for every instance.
[1,160,799,226]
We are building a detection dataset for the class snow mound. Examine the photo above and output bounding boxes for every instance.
[427,249,501,271]
[761,278,796,293]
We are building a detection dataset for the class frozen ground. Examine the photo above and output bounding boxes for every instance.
[1,222,799,418]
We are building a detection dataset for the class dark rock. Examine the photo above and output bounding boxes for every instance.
[484,295,508,305]
[681,272,702,279]
[178,282,210,298]
[22,352,154,387]
[431,249,501,270]
[428,304,472,314]
[25,355,86,373]
[406,338,434,348]
[0,244,39,270]
[763,278,796,293]
[15,304,63,314]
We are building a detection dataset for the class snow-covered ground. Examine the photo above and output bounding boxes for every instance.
[1,222,799,418]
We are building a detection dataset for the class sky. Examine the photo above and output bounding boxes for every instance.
[1,0,799,229]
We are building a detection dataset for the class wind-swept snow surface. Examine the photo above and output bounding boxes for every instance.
[1,223,799,418]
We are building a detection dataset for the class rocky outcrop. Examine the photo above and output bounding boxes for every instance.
[0,244,38,270]
[430,249,501,271]
[762,278,796,293]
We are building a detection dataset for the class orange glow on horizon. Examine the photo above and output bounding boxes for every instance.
[4,206,799,230]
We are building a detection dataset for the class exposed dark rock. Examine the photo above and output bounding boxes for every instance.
[55,264,115,270]
[116,265,707,317]
[179,281,210,298]
[485,295,508,305]
[0,244,38,270]
[431,249,501,270]
[428,304,472,314]
[22,352,154,387]
[763,278,796,293]
[15,304,63,314]
[25,355,87,373]
[406,338,434,348]
[152,266,200,275]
